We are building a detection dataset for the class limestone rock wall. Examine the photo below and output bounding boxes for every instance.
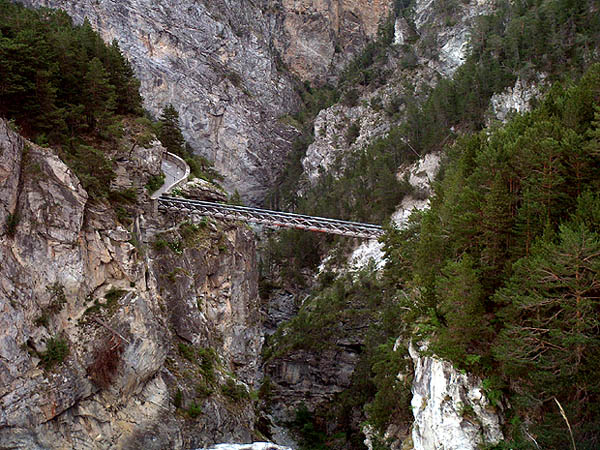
[409,344,504,450]
[17,0,300,204]
[0,119,263,449]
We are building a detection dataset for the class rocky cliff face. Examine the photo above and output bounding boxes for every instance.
[0,119,263,449]
[272,0,394,83]
[17,0,300,204]
[408,344,504,450]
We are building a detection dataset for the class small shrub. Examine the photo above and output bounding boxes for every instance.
[196,380,214,398]
[343,88,360,107]
[458,402,476,419]
[187,401,202,418]
[34,313,49,327]
[345,121,361,144]
[41,336,69,369]
[46,282,67,311]
[226,70,243,88]
[145,173,165,194]
[291,404,328,449]
[178,342,195,361]
[197,347,217,382]
[174,388,183,408]
[108,188,138,204]
[83,288,124,317]
[5,213,19,236]
[258,376,272,403]
[152,238,168,251]
[35,283,68,327]
[167,239,184,255]
[105,287,125,306]
[114,206,132,225]
[221,378,250,402]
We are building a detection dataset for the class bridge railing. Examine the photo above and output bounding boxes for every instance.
[157,195,384,239]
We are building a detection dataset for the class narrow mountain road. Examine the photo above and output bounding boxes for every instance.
[150,152,189,199]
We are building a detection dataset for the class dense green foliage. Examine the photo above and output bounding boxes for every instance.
[266,0,600,280]
[264,1,600,445]
[268,83,340,211]
[339,15,396,89]
[41,336,69,369]
[0,1,145,201]
[0,1,141,140]
[383,65,600,447]
[401,0,600,156]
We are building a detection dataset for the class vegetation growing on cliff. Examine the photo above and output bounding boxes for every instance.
[384,65,600,447]
[0,0,144,201]
[264,0,600,447]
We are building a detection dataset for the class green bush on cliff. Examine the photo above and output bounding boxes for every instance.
[41,336,69,369]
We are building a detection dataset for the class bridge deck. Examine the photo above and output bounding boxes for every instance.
[157,196,384,239]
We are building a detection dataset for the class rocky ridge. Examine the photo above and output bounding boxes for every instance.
[0,119,264,449]
[301,0,495,185]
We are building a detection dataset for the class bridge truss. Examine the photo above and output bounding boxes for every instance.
[157,196,384,239]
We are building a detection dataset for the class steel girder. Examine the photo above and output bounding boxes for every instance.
[157,196,384,239]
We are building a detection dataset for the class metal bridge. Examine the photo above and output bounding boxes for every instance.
[157,195,384,239]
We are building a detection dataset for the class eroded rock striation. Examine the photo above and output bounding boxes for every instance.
[0,119,263,449]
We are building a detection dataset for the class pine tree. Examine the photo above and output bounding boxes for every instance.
[157,104,185,156]
[493,221,600,444]
[434,255,491,362]
[106,39,142,114]
[83,57,116,130]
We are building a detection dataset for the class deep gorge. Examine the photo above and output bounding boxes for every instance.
[1,0,599,449]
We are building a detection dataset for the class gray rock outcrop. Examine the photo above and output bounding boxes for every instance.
[488,76,544,124]
[0,119,263,449]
